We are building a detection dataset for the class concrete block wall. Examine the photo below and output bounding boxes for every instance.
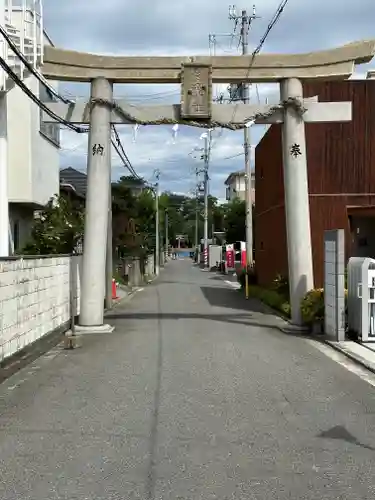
[0,255,81,361]
[324,230,345,341]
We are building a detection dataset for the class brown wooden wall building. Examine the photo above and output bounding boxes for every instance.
[255,79,375,288]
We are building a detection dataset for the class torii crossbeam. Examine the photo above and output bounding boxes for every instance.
[42,99,352,127]
[40,39,375,332]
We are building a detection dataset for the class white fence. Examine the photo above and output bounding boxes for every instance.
[0,255,81,362]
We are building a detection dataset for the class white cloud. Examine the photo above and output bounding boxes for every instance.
[43,0,375,199]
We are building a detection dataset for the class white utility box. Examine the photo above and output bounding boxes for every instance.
[347,257,375,342]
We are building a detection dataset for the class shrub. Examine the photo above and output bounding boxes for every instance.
[243,284,291,317]
[272,274,289,299]
[258,288,291,317]
[301,288,349,326]
[300,288,324,325]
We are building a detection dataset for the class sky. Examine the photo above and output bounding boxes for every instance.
[43,0,375,200]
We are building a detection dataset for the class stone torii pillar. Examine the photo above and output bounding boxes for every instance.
[75,77,114,335]
[280,78,314,326]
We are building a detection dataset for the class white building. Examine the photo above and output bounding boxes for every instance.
[0,1,60,254]
[224,170,255,203]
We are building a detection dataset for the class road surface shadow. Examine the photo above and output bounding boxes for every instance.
[208,275,230,281]
[200,285,266,313]
[156,280,205,286]
[318,425,375,452]
[105,311,288,332]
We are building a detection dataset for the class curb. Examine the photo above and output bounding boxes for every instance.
[323,340,375,375]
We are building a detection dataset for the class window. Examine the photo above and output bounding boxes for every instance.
[13,221,19,251]
[39,82,60,147]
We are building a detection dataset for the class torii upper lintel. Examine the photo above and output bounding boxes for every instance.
[41,40,375,84]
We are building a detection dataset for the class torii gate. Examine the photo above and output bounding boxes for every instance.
[42,40,375,332]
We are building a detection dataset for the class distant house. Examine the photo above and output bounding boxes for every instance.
[59,167,87,199]
[224,170,255,203]
[59,169,148,212]
[118,175,146,196]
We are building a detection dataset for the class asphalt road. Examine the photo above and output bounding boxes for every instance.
[1,260,375,499]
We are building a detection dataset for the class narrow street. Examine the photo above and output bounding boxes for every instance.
[1,260,375,499]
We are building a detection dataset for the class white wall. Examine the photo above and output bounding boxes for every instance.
[226,173,255,202]
[7,75,32,201]
[226,175,246,201]
[0,255,81,361]
[7,75,60,206]
[30,76,60,205]
[236,176,246,193]
[6,14,60,206]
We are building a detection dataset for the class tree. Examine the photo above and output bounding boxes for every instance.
[21,194,84,255]
[223,199,255,250]
[224,198,246,243]
[158,191,191,245]
[111,179,155,256]
[119,175,145,185]
[22,179,221,257]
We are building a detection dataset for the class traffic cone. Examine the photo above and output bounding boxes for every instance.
[112,278,118,299]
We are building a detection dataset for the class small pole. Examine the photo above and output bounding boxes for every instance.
[155,169,160,275]
[195,169,199,250]
[105,180,113,309]
[245,271,249,299]
[165,209,169,259]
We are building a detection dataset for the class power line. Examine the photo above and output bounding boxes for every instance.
[111,125,141,179]
[222,152,244,160]
[111,137,138,178]
[0,24,73,104]
[0,53,86,133]
[111,137,139,179]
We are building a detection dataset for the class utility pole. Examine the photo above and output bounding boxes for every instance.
[229,5,259,270]
[194,167,200,251]
[195,188,199,251]
[202,130,212,269]
[154,169,160,276]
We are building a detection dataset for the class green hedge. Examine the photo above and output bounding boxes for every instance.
[247,285,291,318]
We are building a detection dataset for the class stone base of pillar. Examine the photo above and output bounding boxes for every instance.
[74,323,115,335]
[280,322,310,334]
